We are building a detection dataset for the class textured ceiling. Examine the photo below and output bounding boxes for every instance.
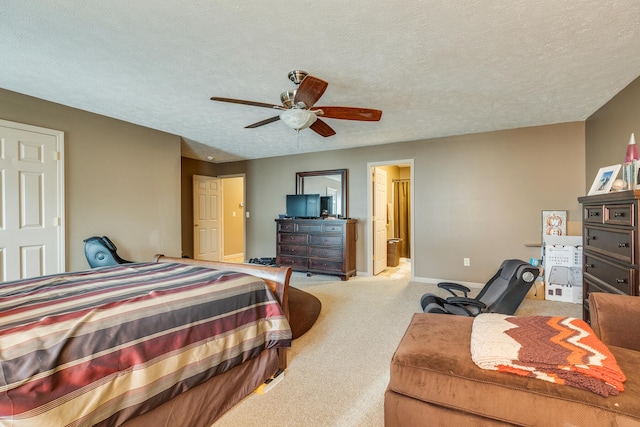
[2,1,640,163]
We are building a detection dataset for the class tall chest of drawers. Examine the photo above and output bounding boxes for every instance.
[578,190,640,321]
[275,218,357,281]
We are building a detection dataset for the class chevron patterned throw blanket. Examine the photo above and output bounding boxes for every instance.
[471,314,626,396]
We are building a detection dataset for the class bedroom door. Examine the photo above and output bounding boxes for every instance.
[193,175,221,261]
[0,119,65,281]
[372,167,388,274]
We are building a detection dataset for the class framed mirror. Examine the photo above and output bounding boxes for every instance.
[296,169,348,217]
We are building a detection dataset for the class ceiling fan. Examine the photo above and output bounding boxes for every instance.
[210,70,382,137]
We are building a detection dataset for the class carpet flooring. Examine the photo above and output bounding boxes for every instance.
[214,261,582,427]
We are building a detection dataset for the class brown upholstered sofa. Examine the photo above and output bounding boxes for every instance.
[385,293,640,426]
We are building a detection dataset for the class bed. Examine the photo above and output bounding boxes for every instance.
[0,255,292,426]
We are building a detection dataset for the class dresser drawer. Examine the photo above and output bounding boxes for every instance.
[278,233,308,245]
[309,235,343,246]
[278,222,297,232]
[584,277,627,298]
[583,278,629,323]
[309,258,344,272]
[277,256,308,269]
[584,205,603,224]
[278,245,307,257]
[297,223,323,232]
[584,253,634,294]
[584,226,634,264]
[604,203,635,226]
[309,246,343,259]
[323,223,344,233]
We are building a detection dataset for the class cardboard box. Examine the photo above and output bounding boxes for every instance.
[526,279,545,300]
[545,265,583,303]
[544,244,583,304]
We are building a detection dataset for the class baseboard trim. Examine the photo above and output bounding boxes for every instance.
[223,253,244,262]
[412,276,484,289]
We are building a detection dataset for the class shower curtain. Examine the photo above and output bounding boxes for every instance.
[393,180,411,258]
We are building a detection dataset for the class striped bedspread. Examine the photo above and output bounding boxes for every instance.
[0,262,291,426]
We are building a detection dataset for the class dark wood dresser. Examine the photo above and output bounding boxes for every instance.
[275,218,357,280]
[578,190,640,321]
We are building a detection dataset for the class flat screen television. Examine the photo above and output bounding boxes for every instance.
[286,194,321,218]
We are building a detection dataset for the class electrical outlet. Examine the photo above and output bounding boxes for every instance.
[464,258,470,267]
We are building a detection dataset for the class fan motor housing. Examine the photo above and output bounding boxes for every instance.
[280,90,297,108]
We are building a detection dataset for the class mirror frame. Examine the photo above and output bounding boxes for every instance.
[296,169,348,218]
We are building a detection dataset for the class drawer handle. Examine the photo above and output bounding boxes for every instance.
[614,212,625,218]
[290,236,295,240]
[588,235,597,241]
[290,249,296,253]
[585,263,595,269]
[589,212,600,217]
[618,242,629,248]
[616,278,628,284]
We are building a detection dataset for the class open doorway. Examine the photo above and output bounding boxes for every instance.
[192,175,245,263]
[220,175,245,263]
[367,160,414,278]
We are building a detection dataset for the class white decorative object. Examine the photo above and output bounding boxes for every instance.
[588,164,621,195]
[542,210,567,237]
[612,178,626,191]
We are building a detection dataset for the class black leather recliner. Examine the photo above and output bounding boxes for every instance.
[84,236,133,268]
[420,259,538,316]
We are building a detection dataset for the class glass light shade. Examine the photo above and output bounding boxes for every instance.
[279,109,317,131]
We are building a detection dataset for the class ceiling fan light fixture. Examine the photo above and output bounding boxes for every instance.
[279,109,317,131]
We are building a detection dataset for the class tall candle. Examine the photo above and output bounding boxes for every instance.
[626,133,638,162]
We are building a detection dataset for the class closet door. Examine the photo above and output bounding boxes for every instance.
[193,175,221,261]
[0,119,65,281]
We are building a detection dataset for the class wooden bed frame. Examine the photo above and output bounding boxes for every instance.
[120,255,293,427]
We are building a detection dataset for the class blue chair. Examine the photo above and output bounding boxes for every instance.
[84,236,132,268]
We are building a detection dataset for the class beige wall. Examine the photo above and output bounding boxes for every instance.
[245,122,586,283]
[1,86,590,283]
[586,75,640,189]
[0,88,182,271]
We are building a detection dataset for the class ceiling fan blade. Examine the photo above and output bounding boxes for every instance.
[310,119,336,137]
[210,97,284,110]
[314,106,382,121]
[294,76,328,108]
[245,115,281,128]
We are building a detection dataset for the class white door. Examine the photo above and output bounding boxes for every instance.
[193,175,221,261]
[0,119,65,281]
[372,167,387,275]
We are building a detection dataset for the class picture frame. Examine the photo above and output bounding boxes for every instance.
[588,164,621,195]
[542,210,567,237]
